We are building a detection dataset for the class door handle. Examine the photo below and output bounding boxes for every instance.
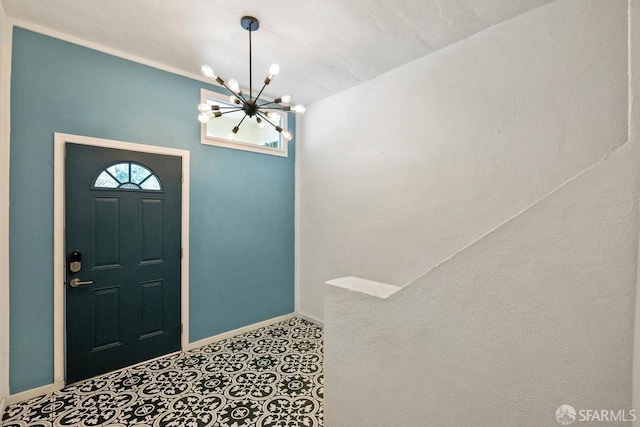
[69,278,94,288]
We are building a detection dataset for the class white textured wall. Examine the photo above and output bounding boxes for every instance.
[297,0,628,322]
[325,141,637,425]
[317,0,637,424]
[631,0,640,425]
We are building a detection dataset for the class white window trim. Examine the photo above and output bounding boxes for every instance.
[200,88,289,158]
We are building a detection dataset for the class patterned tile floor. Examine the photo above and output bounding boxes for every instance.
[2,317,323,427]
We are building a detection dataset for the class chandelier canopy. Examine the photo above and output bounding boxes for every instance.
[198,16,304,143]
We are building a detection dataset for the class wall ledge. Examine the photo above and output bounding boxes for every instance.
[326,276,401,299]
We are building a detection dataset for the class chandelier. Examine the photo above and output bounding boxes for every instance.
[198,16,305,142]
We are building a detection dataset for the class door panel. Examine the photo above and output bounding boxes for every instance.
[139,280,165,338]
[65,144,181,384]
[92,197,121,268]
[140,198,163,263]
[91,286,121,350]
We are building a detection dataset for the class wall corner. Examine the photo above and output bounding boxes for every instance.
[0,6,12,401]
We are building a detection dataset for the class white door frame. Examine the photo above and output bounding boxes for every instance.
[53,132,190,385]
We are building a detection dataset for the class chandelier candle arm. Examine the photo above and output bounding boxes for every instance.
[198,107,246,124]
[217,109,243,115]
[260,95,291,107]
[201,65,248,103]
[198,103,242,112]
[256,111,277,128]
[228,112,249,140]
[254,105,306,115]
[226,79,247,102]
[202,71,247,103]
[257,111,292,141]
[253,78,269,102]
[254,63,280,101]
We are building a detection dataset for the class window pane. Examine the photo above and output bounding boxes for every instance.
[107,163,129,183]
[119,183,140,189]
[130,164,151,184]
[94,171,119,188]
[140,176,161,190]
[94,162,162,191]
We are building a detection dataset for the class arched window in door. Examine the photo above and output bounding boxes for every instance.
[92,162,162,191]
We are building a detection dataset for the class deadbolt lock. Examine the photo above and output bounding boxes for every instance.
[67,251,82,273]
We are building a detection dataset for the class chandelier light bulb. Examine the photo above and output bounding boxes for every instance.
[228,79,240,93]
[256,117,265,128]
[268,63,280,78]
[267,111,282,122]
[198,112,211,123]
[201,65,216,79]
[280,94,291,104]
[281,130,293,141]
[291,105,306,114]
[229,95,240,104]
[198,103,211,113]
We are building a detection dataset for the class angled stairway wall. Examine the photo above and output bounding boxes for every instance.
[325,137,638,425]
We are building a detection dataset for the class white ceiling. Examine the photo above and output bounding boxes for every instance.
[1,0,554,105]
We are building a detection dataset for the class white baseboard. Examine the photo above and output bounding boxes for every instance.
[4,380,65,406]
[3,313,306,408]
[3,350,183,408]
[295,311,324,327]
[185,313,295,351]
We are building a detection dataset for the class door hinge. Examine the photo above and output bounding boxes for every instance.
[181,323,183,334]
[181,170,184,183]
[181,247,183,259]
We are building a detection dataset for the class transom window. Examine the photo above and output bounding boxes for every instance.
[200,88,289,157]
[93,162,162,191]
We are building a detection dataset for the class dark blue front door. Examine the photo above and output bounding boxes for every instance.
[65,144,182,384]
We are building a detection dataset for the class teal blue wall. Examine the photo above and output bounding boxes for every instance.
[9,28,295,393]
